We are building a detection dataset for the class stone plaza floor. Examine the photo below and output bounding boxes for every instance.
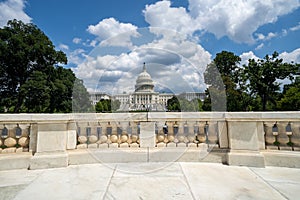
[0,162,300,200]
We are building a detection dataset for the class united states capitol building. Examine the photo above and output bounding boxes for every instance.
[89,63,205,111]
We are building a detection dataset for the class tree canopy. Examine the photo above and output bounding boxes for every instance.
[0,20,89,113]
[95,99,121,113]
[203,51,299,111]
[167,96,203,112]
[244,52,298,111]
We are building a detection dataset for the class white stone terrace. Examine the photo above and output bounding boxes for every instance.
[1,162,300,200]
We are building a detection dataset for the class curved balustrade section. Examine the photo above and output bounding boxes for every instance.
[0,112,300,170]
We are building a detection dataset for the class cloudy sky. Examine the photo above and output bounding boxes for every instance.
[1,0,300,94]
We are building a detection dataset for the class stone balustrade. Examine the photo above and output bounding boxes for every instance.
[264,121,300,151]
[0,112,300,170]
[0,123,31,153]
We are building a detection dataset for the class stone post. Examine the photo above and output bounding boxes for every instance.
[29,123,38,154]
[67,121,77,150]
[217,121,228,148]
[227,121,265,167]
[29,121,69,169]
[139,122,155,148]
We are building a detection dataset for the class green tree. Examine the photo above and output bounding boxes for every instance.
[244,52,298,111]
[95,99,118,113]
[111,100,121,112]
[214,51,241,79]
[167,96,203,112]
[0,20,68,112]
[197,99,204,111]
[72,78,93,113]
[48,67,76,113]
[203,62,226,111]
[0,20,90,113]
[213,51,253,111]
[167,96,181,111]
[19,71,50,112]
[277,76,300,111]
[95,101,103,112]
[202,89,212,111]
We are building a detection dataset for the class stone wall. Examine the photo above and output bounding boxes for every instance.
[0,112,300,170]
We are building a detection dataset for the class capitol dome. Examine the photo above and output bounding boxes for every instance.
[135,63,154,93]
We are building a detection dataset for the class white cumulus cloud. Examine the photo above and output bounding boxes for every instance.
[255,32,278,41]
[279,48,300,63]
[143,1,198,37]
[239,51,260,66]
[143,0,300,43]
[239,49,300,66]
[188,0,300,43]
[0,0,31,27]
[87,17,140,48]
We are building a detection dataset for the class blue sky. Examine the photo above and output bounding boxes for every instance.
[1,0,300,93]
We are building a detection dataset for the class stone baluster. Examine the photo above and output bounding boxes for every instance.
[156,122,166,147]
[1,124,17,153]
[0,124,3,145]
[187,122,197,147]
[263,122,276,149]
[136,122,141,135]
[166,121,176,147]
[106,121,112,135]
[196,122,206,144]
[88,122,98,149]
[77,122,88,149]
[1,124,8,140]
[108,122,118,148]
[156,131,166,147]
[173,121,179,136]
[98,122,109,148]
[6,124,16,138]
[290,122,300,151]
[15,124,22,138]
[117,122,123,136]
[177,121,187,147]
[16,124,30,152]
[167,121,173,135]
[277,122,291,150]
[155,122,159,135]
[193,121,200,146]
[129,122,139,148]
[207,121,219,146]
[198,121,209,150]
[119,122,129,148]
[9,124,18,152]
